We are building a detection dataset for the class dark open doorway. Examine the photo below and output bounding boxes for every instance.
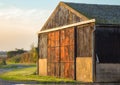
[95,26,120,63]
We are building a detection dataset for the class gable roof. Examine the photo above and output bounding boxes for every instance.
[41,2,89,31]
[64,2,120,25]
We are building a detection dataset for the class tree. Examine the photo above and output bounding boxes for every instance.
[0,58,7,65]
[30,44,38,63]
[7,49,26,58]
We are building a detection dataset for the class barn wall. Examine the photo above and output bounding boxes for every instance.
[76,24,94,82]
[96,64,120,82]
[76,57,92,82]
[76,24,94,57]
[39,33,47,59]
[38,59,47,76]
[38,33,48,75]
[38,21,95,80]
[42,5,84,31]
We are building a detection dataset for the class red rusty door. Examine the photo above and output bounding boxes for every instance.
[47,28,75,79]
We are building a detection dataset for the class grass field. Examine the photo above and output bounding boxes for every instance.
[0,64,75,83]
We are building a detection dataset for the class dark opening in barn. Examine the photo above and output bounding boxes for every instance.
[95,26,120,63]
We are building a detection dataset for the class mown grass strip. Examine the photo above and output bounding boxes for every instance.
[0,66,75,83]
[0,63,36,69]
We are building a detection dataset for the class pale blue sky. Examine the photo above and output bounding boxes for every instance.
[0,0,120,51]
[0,0,120,9]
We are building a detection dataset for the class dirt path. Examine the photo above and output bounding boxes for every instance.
[0,68,12,74]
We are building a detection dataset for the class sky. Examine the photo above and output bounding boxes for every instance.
[0,0,120,51]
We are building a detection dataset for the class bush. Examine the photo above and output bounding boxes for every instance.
[0,58,7,65]
[7,52,37,64]
[8,55,21,63]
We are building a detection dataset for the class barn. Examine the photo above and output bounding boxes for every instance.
[38,2,120,82]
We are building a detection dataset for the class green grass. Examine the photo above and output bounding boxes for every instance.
[0,63,36,69]
[0,64,18,69]
[0,66,75,83]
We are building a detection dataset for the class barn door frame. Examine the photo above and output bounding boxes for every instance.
[92,26,96,82]
[74,27,77,80]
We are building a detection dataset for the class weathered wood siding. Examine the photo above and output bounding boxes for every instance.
[39,33,47,59]
[38,33,48,76]
[76,24,94,57]
[47,28,75,79]
[76,24,94,82]
[60,28,75,79]
[96,64,120,82]
[47,31,60,77]
[42,5,84,31]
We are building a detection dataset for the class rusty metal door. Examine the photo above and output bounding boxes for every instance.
[47,28,75,79]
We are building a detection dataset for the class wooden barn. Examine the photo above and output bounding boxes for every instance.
[38,2,120,82]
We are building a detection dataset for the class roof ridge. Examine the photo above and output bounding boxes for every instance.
[64,2,120,7]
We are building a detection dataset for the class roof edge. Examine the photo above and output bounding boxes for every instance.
[38,19,95,34]
[63,1,120,7]
[62,2,89,20]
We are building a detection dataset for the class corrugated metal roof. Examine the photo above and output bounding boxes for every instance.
[65,2,120,24]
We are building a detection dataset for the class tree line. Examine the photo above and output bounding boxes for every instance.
[6,45,38,64]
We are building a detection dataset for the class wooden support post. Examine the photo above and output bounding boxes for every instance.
[37,34,40,75]
[92,26,96,82]
[74,26,77,80]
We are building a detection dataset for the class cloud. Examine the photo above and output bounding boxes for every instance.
[0,6,51,51]
[0,6,50,21]
[0,7,51,32]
